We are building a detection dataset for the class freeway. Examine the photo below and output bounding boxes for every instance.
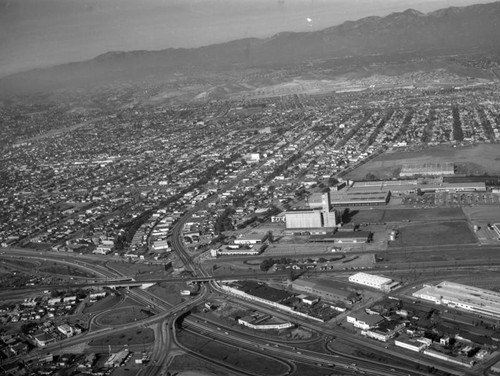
[21,286,208,363]
[0,247,123,279]
[176,319,425,376]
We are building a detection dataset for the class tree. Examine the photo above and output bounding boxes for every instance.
[266,231,274,243]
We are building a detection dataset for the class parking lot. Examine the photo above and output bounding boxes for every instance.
[436,191,500,207]
[402,192,500,207]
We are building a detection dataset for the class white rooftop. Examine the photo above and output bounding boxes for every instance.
[413,281,500,318]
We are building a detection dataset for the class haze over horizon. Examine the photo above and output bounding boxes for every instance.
[0,0,494,78]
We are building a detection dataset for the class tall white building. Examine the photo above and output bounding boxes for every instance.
[285,192,336,229]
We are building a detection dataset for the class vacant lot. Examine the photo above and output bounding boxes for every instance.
[389,221,476,247]
[349,207,465,224]
[345,143,500,180]
[83,294,121,315]
[89,328,154,347]
[169,355,224,376]
[97,305,153,326]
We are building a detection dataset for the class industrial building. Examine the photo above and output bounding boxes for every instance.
[346,311,384,330]
[310,187,390,207]
[400,162,454,177]
[348,272,399,292]
[237,312,294,330]
[350,179,486,197]
[284,192,337,229]
[412,281,500,318]
[233,234,266,245]
[291,278,358,306]
[309,231,371,243]
[395,336,429,352]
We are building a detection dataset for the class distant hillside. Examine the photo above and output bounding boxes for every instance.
[2,1,500,96]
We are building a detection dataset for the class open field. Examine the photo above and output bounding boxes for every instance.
[176,330,290,376]
[389,221,476,248]
[83,294,122,315]
[89,328,154,347]
[344,143,500,180]
[97,305,153,326]
[147,281,194,305]
[169,355,225,376]
[105,261,168,280]
[349,207,465,224]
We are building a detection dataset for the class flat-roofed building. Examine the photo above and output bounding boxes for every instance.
[400,162,454,177]
[285,192,337,229]
[346,311,384,330]
[233,234,266,245]
[412,281,500,318]
[349,272,398,292]
[311,188,390,207]
[292,278,357,306]
[395,335,429,352]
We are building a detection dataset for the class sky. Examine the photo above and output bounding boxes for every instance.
[0,0,491,77]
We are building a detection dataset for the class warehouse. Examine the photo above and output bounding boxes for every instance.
[412,281,500,318]
[400,162,454,177]
[284,192,337,229]
[291,278,358,306]
[310,188,390,207]
[348,272,399,292]
[309,231,371,243]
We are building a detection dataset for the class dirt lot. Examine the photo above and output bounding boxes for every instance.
[345,143,500,180]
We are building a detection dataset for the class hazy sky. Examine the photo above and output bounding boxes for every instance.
[0,0,491,77]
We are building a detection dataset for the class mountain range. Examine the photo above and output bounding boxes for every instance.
[2,1,500,96]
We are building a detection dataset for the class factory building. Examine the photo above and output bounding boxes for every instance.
[291,278,358,306]
[310,187,390,207]
[412,281,500,318]
[400,162,454,177]
[348,272,399,292]
[284,192,337,229]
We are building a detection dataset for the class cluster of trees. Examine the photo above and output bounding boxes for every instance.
[215,208,235,234]
[260,257,294,271]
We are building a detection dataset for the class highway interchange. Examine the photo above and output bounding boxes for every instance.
[3,171,500,376]
[4,222,500,376]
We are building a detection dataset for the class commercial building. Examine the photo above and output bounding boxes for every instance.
[412,281,500,318]
[33,332,56,347]
[362,320,405,342]
[395,336,429,352]
[233,234,266,245]
[57,324,75,338]
[346,312,384,330]
[211,244,263,257]
[152,240,170,251]
[238,312,294,330]
[348,272,399,292]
